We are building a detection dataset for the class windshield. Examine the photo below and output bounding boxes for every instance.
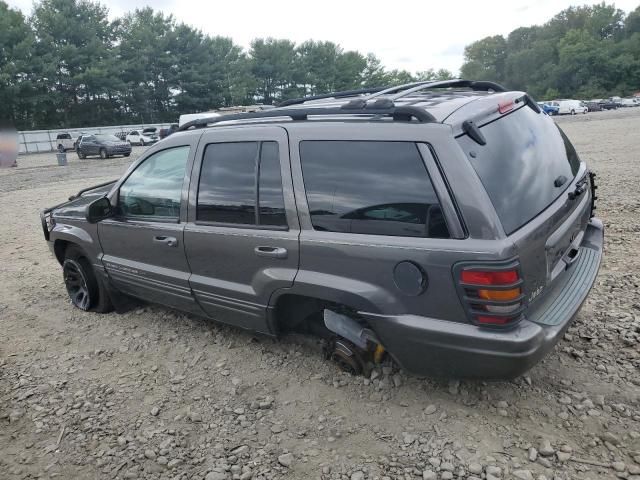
[457,105,580,234]
[96,134,120,142]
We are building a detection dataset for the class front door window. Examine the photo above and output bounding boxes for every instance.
[118,146,190,219]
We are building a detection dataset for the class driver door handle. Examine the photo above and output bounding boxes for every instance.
[153,236,178,247]
[254,246,288,259]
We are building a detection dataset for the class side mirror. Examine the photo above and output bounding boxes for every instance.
[86,196,113,223]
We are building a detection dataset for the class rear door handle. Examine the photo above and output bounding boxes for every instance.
[254,246,288,259]
[153,236,178,247]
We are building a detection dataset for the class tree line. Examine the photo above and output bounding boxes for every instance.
[0,0,454,130]
[3,1,639,130]
[460,3,640,100]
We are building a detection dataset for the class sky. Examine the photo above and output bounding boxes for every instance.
[7,0,640,74]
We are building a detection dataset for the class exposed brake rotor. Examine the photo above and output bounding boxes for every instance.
[325,338,365,376]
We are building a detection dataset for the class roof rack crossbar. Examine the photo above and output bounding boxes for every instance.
[387,79,507,101]
[178,105,436,131]
[278,86,388,107]
[360,79,506,103]
[276,79,507,109]
[361,81,438,101]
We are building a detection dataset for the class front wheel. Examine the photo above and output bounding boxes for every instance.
[57,144,65,153]
[77,150,86,159]
[63,246,113,312]
[570,109,576,115]
[99,148,107,159]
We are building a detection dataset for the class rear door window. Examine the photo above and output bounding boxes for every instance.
[299,141,449,238]
[457,105,580,235]
[196,141,287,227]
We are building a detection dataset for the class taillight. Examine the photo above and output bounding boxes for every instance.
[478,288,520,301]
[461,270,518,285]
[457,263,524,327]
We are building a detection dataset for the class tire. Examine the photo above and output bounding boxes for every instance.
[77,150,86,159]
[63,245,113,313]
[571,109,576,115]
[124,153,130,157]
[57,144,65,153]
[99,148,107,159]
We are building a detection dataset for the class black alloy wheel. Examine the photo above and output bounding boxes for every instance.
[63,259,92,310]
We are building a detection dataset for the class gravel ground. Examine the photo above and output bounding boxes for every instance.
[1,110,639,480]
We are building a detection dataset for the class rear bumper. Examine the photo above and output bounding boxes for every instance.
[360,218,604,380]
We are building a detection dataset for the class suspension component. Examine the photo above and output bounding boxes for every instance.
[324,337,365,376]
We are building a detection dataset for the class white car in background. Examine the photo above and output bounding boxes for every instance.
[125,130,158,146]
[52,133,77,152]
[549,99,588,115]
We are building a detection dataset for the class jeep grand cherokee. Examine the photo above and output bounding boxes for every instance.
[40,79,603,379]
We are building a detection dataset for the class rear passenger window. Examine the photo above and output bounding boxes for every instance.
[196,142,287,227]
[300,141,449,238]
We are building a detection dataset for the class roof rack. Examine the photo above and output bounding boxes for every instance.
[178,103,436,131]
[368,79,507,102]
[278,86,388,107]
[276,79,507,109]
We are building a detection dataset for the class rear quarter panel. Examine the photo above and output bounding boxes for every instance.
[282,122,512,323]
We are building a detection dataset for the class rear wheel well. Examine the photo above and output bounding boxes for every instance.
[272,294,363,337]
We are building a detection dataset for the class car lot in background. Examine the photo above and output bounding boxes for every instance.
[77,134,132,159]
[619,98,639,107]
[125,129,158,146]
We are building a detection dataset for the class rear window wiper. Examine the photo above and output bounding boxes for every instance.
[462,120,486,145]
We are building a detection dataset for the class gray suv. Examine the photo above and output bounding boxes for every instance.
[40,80,603,379]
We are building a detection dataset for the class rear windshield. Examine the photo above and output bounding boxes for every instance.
[457,106,580,234]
